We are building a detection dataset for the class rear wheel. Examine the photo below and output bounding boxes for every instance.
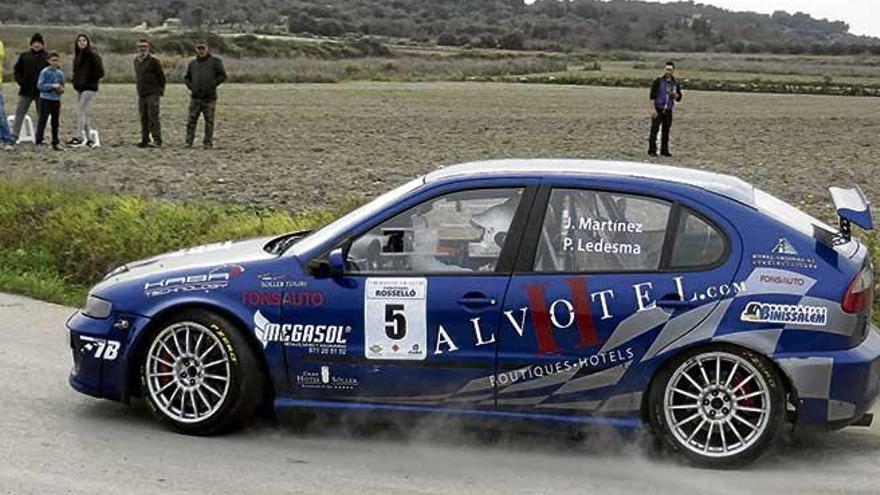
[649,345,786,467]
[140,309,263,435]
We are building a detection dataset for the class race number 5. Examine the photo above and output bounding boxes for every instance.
[365,278,427,360]
[384,304,407,340]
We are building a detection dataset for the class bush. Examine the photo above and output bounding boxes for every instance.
[288,12,319,34]
[499,31,525,50]
[473,34,498,49]
[317,19,347,37]
[438,32,466,47]
[0,178,345,305]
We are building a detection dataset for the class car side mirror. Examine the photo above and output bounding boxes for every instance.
[328,247,345,278]
[307,247,347,279]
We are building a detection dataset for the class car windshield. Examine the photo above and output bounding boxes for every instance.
[289,177,425,257]
[753,188,837,237]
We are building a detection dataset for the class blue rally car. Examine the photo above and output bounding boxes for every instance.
[67,159,880,467]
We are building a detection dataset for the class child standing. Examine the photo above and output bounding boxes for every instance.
[36,51,65,150]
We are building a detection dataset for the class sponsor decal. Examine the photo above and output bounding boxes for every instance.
[253,310,350,355]
[740,302,827,326]
[758,274,806,287]
[433,276,743,357]
[241,291,325,307]
[144,265,245,297]
[678,279,747,302]
[771,238,797,255]
[79,336,120,361]
[257,272,307,289]
[491,347,635,387]
[295,366,359,391]
[752,238,816,270]
[364,278,428,361]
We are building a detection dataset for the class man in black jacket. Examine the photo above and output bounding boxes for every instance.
[71,34,105,148]
[647,61,683,157]
[184,42,227,149]
[11,33,49,143]
[133,39,166,148]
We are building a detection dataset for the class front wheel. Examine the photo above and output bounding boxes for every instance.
[648,345,786,468]
[140,309,263,435]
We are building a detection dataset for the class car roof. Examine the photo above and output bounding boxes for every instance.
[424,159,756,207]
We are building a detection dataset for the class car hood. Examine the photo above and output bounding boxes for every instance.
[92,236,277,291]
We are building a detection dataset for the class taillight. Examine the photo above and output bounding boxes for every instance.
[842,267,874,314]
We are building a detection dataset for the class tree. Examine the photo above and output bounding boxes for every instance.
[438,32,466,46]
[288,12,318,34]
[186,7,204,28]
[499,31,525,50]
[316,19,346,37]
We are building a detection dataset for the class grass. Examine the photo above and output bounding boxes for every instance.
[496,61,880,97]
[95,54,569,84]
[0,178,346,307]
[5,24,880,92]
[1,174,878,321]
[0,80,879,317]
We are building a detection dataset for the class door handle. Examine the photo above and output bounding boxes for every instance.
[457,295,497,308]
[656,295,696,310]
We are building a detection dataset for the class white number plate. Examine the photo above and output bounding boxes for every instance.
[364,278,427,360]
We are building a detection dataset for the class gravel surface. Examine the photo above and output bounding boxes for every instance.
[1,82,877,217]
[2,292,879,495]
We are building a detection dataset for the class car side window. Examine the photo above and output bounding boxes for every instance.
[533,188,672,273]
[669,208,726,269]
[346,188,523,274]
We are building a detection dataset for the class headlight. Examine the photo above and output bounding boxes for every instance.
[82,295,113,319]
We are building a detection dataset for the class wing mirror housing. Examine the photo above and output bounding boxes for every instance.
[307,247,346,279]
[327,247,345,278]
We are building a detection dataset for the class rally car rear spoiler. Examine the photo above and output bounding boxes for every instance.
[829,186,874,242]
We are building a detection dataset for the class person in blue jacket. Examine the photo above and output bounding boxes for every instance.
[36,52,65,150]
[647,61,683,157]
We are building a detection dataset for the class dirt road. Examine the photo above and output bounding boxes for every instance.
[1,292,879,494]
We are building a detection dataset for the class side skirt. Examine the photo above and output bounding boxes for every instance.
[274,398,643,428]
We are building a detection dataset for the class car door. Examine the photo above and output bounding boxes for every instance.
[495,179,742,417]
[282,182,538,409]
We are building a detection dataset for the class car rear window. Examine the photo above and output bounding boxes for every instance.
[533,189,672,273]
[669,209,726,269]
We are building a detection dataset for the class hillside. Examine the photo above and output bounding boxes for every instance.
[1,0,878,55]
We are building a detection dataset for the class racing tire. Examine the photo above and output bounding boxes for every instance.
[139,309,264,435]
[648,344,786,468]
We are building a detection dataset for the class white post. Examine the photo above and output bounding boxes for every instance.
[7,115,35,144]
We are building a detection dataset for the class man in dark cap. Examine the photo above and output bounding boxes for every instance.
[12,33,49,142]
[134,38,166,148]
[184,41,226,149]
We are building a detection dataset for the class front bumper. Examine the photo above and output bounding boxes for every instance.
[775,325,880,430]
[67,310,151,402]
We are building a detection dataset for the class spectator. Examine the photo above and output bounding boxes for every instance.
[647,61,683,158]
[12,33,49,143]
[184,41,227,149]
[35,52,65,151]
[70,34,105,148]
[0,40,15,150]
[134,39,166,148]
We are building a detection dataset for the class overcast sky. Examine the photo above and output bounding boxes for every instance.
[526,1,879,38]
